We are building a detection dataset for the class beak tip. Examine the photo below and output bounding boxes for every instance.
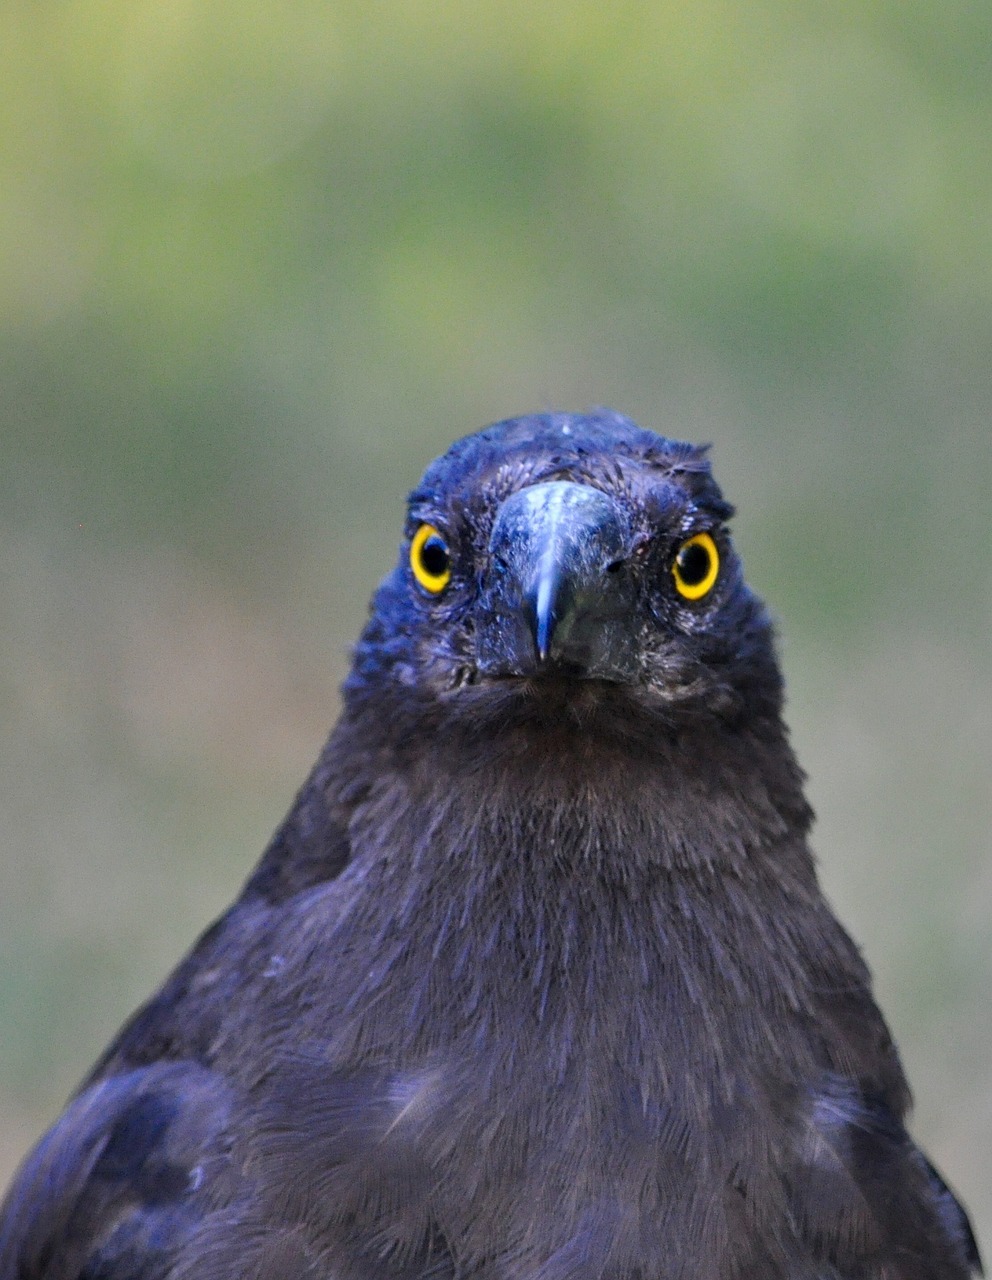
[534,611,552,665]
[529,567,559,666]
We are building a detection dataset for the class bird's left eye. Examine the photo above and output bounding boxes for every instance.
[410,524,452,594]
[672,532,720,600]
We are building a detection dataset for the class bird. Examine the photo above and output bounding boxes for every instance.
[0,409,981,1280]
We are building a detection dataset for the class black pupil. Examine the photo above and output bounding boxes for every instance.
[420,535,450,578]
[677,541,711,586]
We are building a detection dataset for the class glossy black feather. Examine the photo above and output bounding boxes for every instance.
[0,410,979,1280]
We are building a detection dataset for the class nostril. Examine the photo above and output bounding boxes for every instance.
[605,560,625,575]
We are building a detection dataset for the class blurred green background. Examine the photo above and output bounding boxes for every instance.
[1,0,989,1245]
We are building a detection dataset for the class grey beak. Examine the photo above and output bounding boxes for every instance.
[476,481,640,681]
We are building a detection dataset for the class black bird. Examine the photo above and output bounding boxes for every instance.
[0,410,981,1280]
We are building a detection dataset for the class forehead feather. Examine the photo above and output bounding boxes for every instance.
[409,410,732,523]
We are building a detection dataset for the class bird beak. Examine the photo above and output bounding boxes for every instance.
[476,480,640,681]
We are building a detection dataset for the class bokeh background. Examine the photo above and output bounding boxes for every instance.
[1,0,990,1245]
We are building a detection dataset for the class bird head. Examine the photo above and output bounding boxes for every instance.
[346,411,782,747]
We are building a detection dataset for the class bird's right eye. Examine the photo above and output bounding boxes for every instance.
[410,524,452,594]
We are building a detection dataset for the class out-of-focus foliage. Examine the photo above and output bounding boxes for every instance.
[1,0,989,1241]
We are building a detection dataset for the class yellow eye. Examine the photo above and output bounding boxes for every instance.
[410,523,452,594]
[672,532,720,600]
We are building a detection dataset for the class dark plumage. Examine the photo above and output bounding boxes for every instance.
[0,409,980,1280]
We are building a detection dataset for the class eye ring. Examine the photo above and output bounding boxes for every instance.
[410,523,452,594]
[672,531,720,600]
